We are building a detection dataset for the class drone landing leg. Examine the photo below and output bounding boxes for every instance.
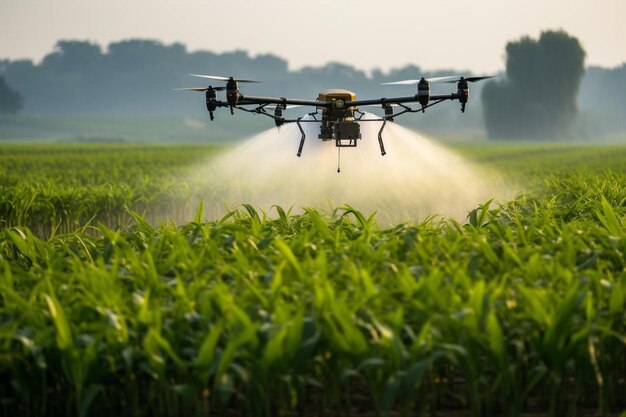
[377,120,387,156]
[296,119,306,157]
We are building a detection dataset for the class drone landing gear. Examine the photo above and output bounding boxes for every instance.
[296,119,306,157]
[377,120,387,156]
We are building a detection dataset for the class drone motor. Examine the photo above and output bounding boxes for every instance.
[274,105,285,127]
[226,78,239,114]
[417,77,430,111]
[205,86,218,120]
[457,77,469,112]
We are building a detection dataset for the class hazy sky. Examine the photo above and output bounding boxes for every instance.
[1,0,625,73]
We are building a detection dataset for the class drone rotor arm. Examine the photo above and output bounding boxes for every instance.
[346,94,456,107]
[345,94,458,120]
[172,87,209,91]
[237,95,330,108]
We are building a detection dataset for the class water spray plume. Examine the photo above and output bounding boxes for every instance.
[194,113,513,225]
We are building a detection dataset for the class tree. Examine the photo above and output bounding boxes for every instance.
[41,40,103,73]
[0,76,23,114]
[482,30,586,139]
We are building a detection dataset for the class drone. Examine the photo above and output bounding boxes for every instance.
[175,74,493,170]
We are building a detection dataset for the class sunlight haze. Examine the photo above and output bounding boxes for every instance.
[1,0,625,73]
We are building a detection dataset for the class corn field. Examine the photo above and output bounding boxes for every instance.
[0,143,625,417]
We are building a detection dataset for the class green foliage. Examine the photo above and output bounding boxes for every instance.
[0,143,625,416]
[0,143,224,236]
[482,30,586,140]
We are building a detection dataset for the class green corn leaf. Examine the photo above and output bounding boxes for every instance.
[44,293,73,351]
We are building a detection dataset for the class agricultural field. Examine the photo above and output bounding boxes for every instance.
[0,142,625,417]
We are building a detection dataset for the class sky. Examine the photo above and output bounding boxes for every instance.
[1,0,625,74]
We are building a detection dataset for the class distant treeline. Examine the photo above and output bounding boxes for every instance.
[1,38,625,139]
[483,30,587,140]
[577,65,626,137]
[0,40,468,119]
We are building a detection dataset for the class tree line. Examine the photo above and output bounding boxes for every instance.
[482,30,586,139]
[1,32,625,139]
